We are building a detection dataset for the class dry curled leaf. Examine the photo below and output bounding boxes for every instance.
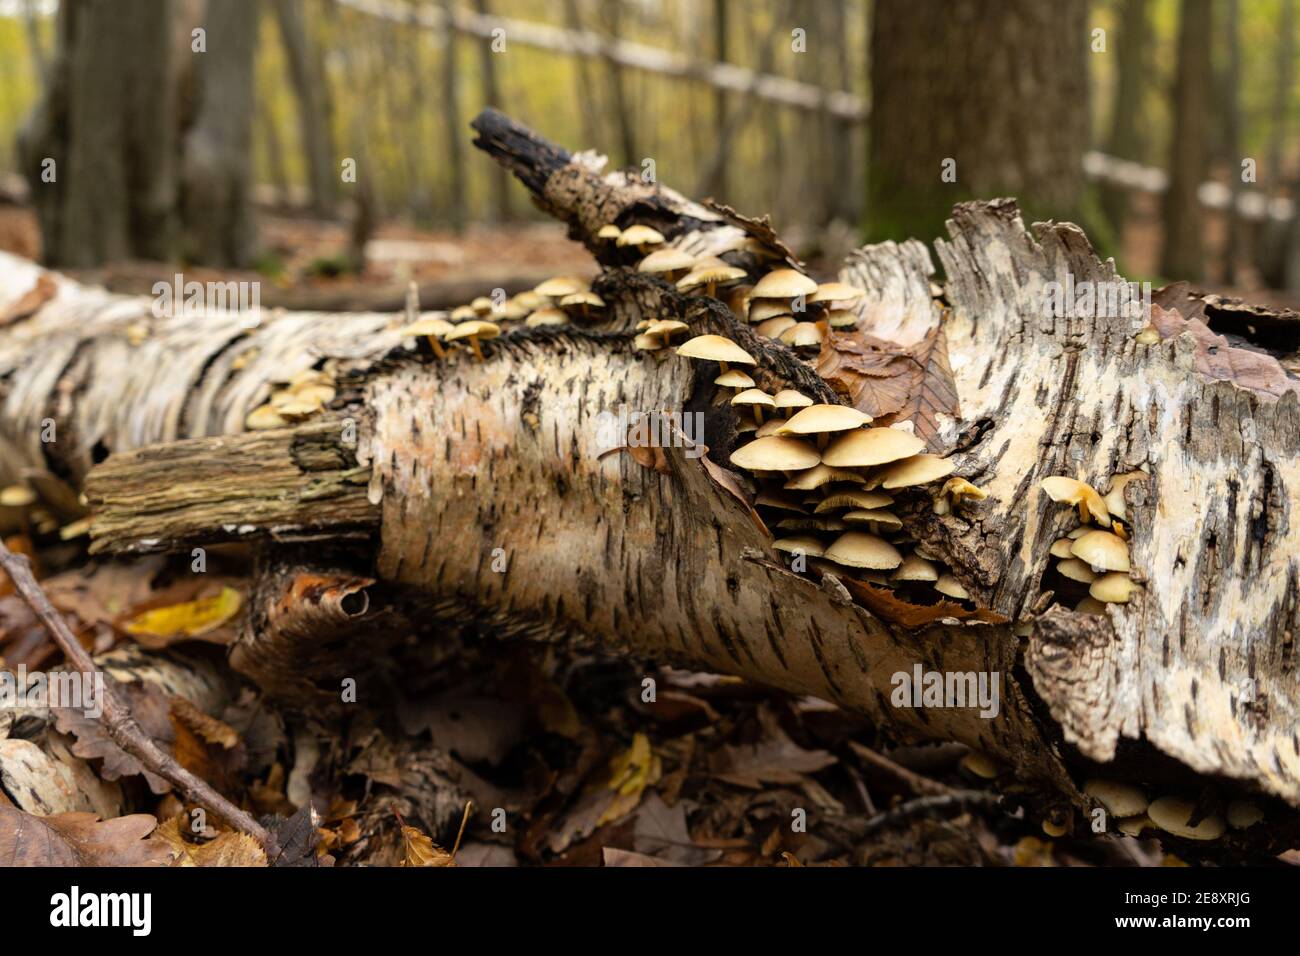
[155,814,267,867]
[0,805,171,866]
[400,823,455,867]
[841,579,1007,629]
[1147,301,1300,399]
[122,586,242,647]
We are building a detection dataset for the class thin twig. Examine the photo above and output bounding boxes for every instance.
[860,792,1002,837]
[847,740,957,798]
[0,538,280,858]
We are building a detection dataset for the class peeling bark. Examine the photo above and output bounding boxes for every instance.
[1,111,1298,855]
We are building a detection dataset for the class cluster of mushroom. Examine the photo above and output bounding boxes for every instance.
[675,333,969,598]
[246,368,338,430]
[1084,779,1262,841]
[0,482,89,540]
[730,268,865,350]
[1040,473,1145,610]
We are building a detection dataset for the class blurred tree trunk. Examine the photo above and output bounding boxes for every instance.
[561,0,600,150]
[18,0,179,267]
[1161,0,1212,281]
[599,0,638,167]
[439,0,467,233]
[474,0,512,221]
[1101,0,1149,233]
[273,0,336,218]
[867,0,1089,243]
[710,0,729,200]
[1221,0,1243,284]
[181,0,260,268]
[1268,0,1296,182]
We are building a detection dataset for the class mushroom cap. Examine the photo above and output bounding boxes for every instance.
[1070,530,1131,573]
[777,516,846,532]
[875,453,955,488]
[777,404,871,436]
[676,265,747,292]
[633,333,664,350]
[470,296,495,315]
[735,418,757,434]
[534,276,590,297]
[616,224,666,247]
[1089,572,1135,603]
[450,305,478,322]
[1084,779,1149,817]
[755,492,806,513]
[645,319,687,340]
[597,224,622,240]
[813,490,893,512]
[1226,800,1263,830]
[445,320,501,341]
[779,322,823,347]
[1040,476,1111,526]
[823,531,903,570]
[754,419,784,437]
[714,369,755,388]
[637,248,696,274]
[495,300,529,320]
[755,316,797,339]
[676,334,756,365]
[246,404,287,430]
[959,751,998,779]
[773,389,813,411]
[1103,470,1148,521]
[825,310,858,328]
[1146,797,1226,840]
[940,477,987,501]
[1075,596,1107,614]
[731,388,776,408]
[729,436,820,471]
[1049,538,1075,559]
[891,554,939,582]
[513,291,549,311]
[559,291,606,310]
[822,428,925,468]
[810,282,865,304]
[0,485,37,508]
[934,574,970,599]
[1055,558,1097,583]
[773,535,826,558]
[783,463,867,490]
[526,307,570,327]
[748,299,794,323]
[842,508,902,530]
[752,268,818,299]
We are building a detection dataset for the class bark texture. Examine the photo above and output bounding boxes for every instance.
[1,112,1298,853]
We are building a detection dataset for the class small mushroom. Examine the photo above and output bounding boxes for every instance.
[1103,470,1148,522]
[616,224,666,252]
[873,454,956,490]
[822,428,926,469]
[1117,815,1151,837]
[809,282,865,305]
[450,304,477,323]
[676,334,756,375]
[677,264,747,298]
[1040,476,1111,527]
[715,369,755,391]
[1226,800,1263,830]
[824,309,858,329]
[755,316,797,339]
[0,485,37,509]
[891,554,939,583]
[779,322,823,348]
[246,404,288,430]
[1084,779,1149,818]
[773,390,813,417]
[1135,325,1161,345]
[783,463,868,491]
[933,477,987,515]
[1041,819,1068,838]
[934,574,970,600]
[634,333,664,351]
[470,296,495,316]
[399,316,454,359]
[1089,572,1135,604]
[637,247,696,280]
[1049,538,1076,559]
[644,319,688,345]
[559,291,606,319]
[731,388,776,423]
[1070,530,1130,573]
[526,307,570,328]
[535,276,590,299]
[1146,797,1225,840]
[777,404,871,438]
[597,224,623,242]
[959,751,998,779]
[748,300,794,323]
[445,320,501,361]
[773,536,826,559]
[812,490,893,512]
[823,531,903,570]
[1075,596,1108,614]
[751,268,818,300]
[1055,559,1097,583]
[755,492,806,513]
[729,435,820,472]
[842,508,903,532]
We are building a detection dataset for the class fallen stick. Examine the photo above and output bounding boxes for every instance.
[0,537,281,859]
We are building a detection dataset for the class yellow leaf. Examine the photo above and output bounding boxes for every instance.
[597,733,661,827]
[123,587,242,640]
[155,815,268,867]
[400,824,455,867]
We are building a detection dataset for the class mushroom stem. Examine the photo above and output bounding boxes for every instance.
[705,280,717,298]
[754,407,765,424]
[469,336,485,362]
[426,335,446,360]
[718,361,730,375]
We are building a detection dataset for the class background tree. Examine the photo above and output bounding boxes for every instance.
[867,0,1090,244]
[1161,0,1212,281]
[1101,0,1149,234]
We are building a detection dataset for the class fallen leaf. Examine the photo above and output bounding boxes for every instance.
[602,846,683,867]
[841,579,1008,628]
[700,455,769,537]
[715,729,836,788]
[155,815,268,867]
[53,677,175,794]
[400,823,455,867]
[874,325,961,447]
[0,805,171,866]
[122,586,242,646]
[1147,301,1300,399]
[630,793,720,865]
[0,275,57,327]
[170,695,239,749]
[597,732,661,827]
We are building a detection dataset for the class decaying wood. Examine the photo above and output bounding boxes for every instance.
[1,109,1298,857]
